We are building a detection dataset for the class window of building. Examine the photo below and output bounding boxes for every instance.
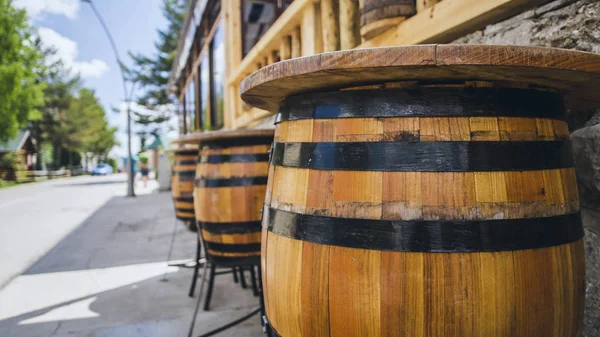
[187,76,196,132]
[209,22,225,130]
[242,0,293,56]
[199,53,210,129]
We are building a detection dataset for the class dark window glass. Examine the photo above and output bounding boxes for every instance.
[242,1,276,56]
[199,54,210,129]
[188,77,196,132]
[242,0,293,56]
[194,72,202,130]
[206,0,221,29]
[210,22,225,130]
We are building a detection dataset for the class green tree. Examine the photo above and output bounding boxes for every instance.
[60,89,117,167]
[0,0,45,143]
[126,0,188,127]
[30,38,82,169]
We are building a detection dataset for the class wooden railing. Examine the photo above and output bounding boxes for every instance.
[11,169,72,183]
[224,0,546,129]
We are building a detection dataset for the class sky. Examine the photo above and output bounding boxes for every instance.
[13,0,180,158]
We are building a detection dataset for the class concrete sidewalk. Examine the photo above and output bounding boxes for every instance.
[0,189,263,337]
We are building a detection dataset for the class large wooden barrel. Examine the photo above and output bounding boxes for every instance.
[171,148,198,231]
[359,0,415,39]
[240,46,600,337]
[191,130,274,266]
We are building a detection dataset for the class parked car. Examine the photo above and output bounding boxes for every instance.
[91,163,114,176]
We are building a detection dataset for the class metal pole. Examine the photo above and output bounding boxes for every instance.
[82,0,135,197]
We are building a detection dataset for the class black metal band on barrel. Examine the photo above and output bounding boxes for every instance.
[201,136,274,149]
[204,241,261,253]
[198,153,269,164]
[174,150,198,156]
[176,160,197,166]
[174,170,195,177]
[200,220,262,234]
[194,176,268,188]
[175,208,194,214]
[270,141,573,171]
[173,197,194,203]
[263,207,584,252]
[276,87,565,123]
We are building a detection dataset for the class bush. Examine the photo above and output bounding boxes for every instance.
[0,153,24,180]
[0,152,20,171]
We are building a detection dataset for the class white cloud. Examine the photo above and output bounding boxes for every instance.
[13,0,80,19]
[38,27,109,79]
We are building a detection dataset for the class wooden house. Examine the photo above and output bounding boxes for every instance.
[168,0,552,132]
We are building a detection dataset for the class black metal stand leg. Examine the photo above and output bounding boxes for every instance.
[188,240,201,297]
[203,264,216,311]
[161,218,180,281]
[239,267,247,289]
[232,267,239,283]
[257,265,272,337]
[187,260,209,337]
[196,307,261,337]
[249,266,259,297]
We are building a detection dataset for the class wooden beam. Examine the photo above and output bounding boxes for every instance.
[339,0,360,49]
[280,35,292,61]
[301,3,323,56]
[224,0,242,130]
[291,27,302,58]
[321,0,340,52]
[359,0,548,48]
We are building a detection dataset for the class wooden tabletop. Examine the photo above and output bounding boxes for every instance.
[240,45,600,112]
[175,128,275,145]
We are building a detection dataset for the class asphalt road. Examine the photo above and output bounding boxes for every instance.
[0,174,127,289]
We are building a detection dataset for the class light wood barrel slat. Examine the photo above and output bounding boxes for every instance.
[193,132,274,266]
[254,82,585,336]
[171,149,198,231]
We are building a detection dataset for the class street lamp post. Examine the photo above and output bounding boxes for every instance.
[82,0,135,197]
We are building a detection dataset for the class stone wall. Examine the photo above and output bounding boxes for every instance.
[454,0,600,335]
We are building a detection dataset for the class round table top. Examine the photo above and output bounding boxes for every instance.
[240,44,600,112]
[174,128,275,145]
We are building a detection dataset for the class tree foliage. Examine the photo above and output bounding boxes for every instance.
[58,88,118,165]
[0,0,45,143]
[126,0,188,127]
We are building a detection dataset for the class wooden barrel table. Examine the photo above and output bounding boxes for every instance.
[241,45,600,337]
[171,148,198,232]
[178,129,274,266]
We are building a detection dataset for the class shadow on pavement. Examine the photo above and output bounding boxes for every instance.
[0,191,263,337]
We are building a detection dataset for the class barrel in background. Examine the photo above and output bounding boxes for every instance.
[261,83,585,337]
[171,149,198,232]
[358,0,415,39]
[194,135,273,266]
